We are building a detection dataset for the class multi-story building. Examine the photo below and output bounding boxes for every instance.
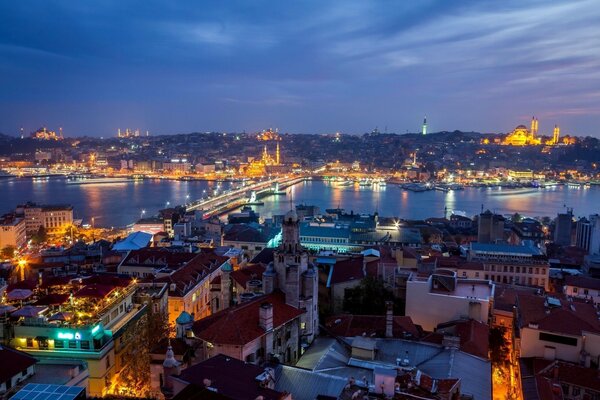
[577,214,600,255]
[514,293,600,366]
[467,242,550,290]
[16,203,73,235]
[3,274,149,396]
[0,214,27,250]
[405,270,494,331]
[554,209,573,247]
[188,209,318,366]
[564,275,600,306]
[477,210,505,243]
[155,250,230,324]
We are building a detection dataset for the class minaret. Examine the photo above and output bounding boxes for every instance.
[162,340,181,398]
[422,117,427,135]
[276,141,280,165]
[262,145,268,162]
[553,125,560,145]
[59,127,63,139]
[530,116,538,138]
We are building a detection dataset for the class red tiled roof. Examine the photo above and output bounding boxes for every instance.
[517,293,600,336]
[565,275,600,291]
[0,345,37,383]
[540,361,600,392]
[177,354,286,400]
[192,291,304,346]
[74,283,115,299]
[453,320,489,359]
[329,257,365,285]
[324,314,420,339]
[230,263,265,288]
[120,248,197,270]
[155,251,229,297]
[35,293,70,305]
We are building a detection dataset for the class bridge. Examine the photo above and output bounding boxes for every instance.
[185,175,306,218]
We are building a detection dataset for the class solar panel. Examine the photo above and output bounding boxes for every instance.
[13,384,85,400]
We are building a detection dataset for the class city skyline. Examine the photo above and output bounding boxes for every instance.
[1,1,600,137]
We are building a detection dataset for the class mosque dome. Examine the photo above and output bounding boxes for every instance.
[175,311,193,325]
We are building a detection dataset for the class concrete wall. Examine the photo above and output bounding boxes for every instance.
[406,279,490,331]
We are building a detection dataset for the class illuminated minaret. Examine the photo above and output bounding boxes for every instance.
[276,140,280,165]
[262,144,268,162]
[59,127,63,139]
[422,117,427,135]
[553,125,560,145]
[530,116,538,138]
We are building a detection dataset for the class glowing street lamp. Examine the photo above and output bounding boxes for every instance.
[140,209,146,219]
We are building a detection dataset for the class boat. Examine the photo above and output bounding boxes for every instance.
[66,176,131,185]
[0,170,14,179]
[402,183,431,192]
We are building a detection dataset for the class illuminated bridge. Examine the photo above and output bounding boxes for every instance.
[185,175,306,218]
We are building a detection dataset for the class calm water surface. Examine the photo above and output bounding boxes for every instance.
[1,177,599,227]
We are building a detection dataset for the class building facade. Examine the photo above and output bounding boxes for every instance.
[16,203,74,235]
[468,242,550,291]
[0,214,27,250]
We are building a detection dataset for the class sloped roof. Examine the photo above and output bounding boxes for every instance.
[565,275,600,291]
[324,314,420,339]
[112,231,153,251]
[155,251,229,297]
[192,291,304,345]
[0,345,37,383]
[177,354,286,400]
[230,263,265,288]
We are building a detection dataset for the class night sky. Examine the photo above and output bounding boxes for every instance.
[1,1,599,137]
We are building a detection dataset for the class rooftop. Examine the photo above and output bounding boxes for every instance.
[175,354,286,400]
[0,345,37,383]
[470,242,542,256]
[192,291,304,345]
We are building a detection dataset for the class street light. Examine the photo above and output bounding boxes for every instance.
[141,209,146,219]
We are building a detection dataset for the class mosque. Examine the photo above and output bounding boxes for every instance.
[502,117,542,146]
[244,138,281,176]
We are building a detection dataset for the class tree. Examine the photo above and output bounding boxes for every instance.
[489,326,510,367]
[31,226,47,244]
[1,246,16,259]
[512,213,523,223]
[114,315,151,397]
[343,277,403,315]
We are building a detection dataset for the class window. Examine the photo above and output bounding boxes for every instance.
[572,387,580,396]
[69,340,77,349]
[539,332,577,346]
[475,272,480,278]
[54,340,64,349]
[80,341,90,350]
[26,338,33,348]
[22,369,28,377]
[300,322,306,330]
[516,266,521,274]
[106,355,111,369]
[584,289,589,295]
[573,287,578,293]
[535,268,539,275]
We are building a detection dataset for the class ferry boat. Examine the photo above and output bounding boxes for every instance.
[66,176,131,185]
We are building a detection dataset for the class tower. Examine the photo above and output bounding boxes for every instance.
[530,116,538,138]
[272,208,319,341]
[553,125,560,145]
[262,145,268,162]
[422,117,427,135]
[276,141,280,165]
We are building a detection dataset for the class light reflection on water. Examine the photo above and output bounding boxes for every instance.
[1,177,599,227]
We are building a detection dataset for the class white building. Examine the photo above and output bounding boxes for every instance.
[406,270,494,332]
[0,214,27,251]
[564,275,600,306]
[515,293,600,366]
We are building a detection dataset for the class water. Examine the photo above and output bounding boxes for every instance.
[1,177,599,227]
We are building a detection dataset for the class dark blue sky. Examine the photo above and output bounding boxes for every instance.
[1,1,599,137]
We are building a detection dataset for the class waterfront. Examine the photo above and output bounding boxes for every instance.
[1,177,600,228]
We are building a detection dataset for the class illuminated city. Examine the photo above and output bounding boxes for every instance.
[1,2,600,400]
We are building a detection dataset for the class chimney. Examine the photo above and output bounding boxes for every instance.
[385,301,394,338]
[259,302,273,332]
